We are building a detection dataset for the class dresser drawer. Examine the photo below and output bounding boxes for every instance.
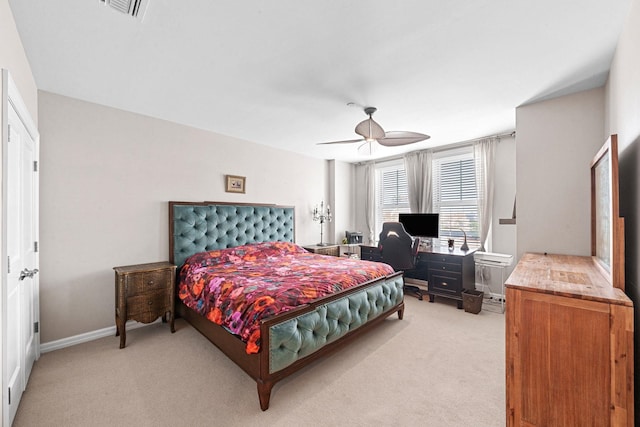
[126,292,170,324]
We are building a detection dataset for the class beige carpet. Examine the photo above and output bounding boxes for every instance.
[14,297,505,427]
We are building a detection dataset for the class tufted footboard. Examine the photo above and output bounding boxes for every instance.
[255,273,404,410]
[267,275,404,373]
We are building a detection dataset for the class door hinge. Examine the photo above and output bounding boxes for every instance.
[7,256,10,274]
[33,160,38,172]
[7,387,10,405]
[34,321,39,333]
[7,124,11,142]
[34,241,39,252]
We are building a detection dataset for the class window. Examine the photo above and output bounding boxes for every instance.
[372,148,481,249]
[374,160,410,240]
[432,147,480,249]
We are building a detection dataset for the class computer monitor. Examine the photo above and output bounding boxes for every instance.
[398,213,439,239]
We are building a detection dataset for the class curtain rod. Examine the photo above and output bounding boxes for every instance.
[355,130,516,165]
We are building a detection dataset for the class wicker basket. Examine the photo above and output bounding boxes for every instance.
[462,289,484,314]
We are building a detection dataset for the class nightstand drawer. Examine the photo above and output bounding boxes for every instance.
[126,269,172,296]
[126,292,170,324]
[303,244,340,257]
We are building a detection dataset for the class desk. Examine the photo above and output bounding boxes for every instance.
[360,245,476,308]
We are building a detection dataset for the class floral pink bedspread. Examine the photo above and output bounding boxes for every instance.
[178,241,395,354]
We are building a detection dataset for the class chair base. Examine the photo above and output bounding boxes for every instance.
[404,284,423,301]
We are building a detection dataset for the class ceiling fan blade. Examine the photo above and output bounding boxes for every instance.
[378,131,431,147]
[354,118,385,140]
[317,138,365,145]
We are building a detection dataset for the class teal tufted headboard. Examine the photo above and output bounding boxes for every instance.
[169,201,295,268]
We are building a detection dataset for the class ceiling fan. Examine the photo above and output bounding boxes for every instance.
[318,106,430,153]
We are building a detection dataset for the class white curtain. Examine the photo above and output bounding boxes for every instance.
[404,150,433,213]
[474,138,498,251]
[363,161,376,245]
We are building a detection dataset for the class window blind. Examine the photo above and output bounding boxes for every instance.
[432,149,480,248]
[374,161,410,239]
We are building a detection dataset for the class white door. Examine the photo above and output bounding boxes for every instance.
[3,71,39,427]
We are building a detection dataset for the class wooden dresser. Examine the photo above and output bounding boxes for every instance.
[505,253,634,426]
[114,261,177,348]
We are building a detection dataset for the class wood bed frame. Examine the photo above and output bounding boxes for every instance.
[169,201,404,410]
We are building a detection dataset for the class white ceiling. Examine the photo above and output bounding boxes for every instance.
[9,0,632,163]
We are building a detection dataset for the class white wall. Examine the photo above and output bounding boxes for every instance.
[515,87,605,259]
[487,136,517,281]
[354,164,371,244]
[607,0,640,298]
[38,91,330,343]
[605,0,640,402]
[328,160,356,245]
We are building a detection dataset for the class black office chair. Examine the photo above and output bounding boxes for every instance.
[378,222,423,300]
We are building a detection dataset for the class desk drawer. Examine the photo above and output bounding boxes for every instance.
[429,272,462,296]
[360,246,383,262]
[423,253,463,265]
[429,261,462,273]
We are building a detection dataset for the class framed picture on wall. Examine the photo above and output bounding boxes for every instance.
[225,175,246,193]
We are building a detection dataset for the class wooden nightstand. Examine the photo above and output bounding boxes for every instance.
[302,244,340,257]
[114,261,177,348]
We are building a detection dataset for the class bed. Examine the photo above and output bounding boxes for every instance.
[169,201,405,410]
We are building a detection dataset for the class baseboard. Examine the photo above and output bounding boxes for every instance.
[40,319,160,353]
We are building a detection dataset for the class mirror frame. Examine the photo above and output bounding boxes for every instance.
[590,134,625,290]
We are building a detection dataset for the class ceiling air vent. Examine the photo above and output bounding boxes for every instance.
[100,0,149,20]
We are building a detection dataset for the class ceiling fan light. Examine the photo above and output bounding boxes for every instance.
[357,141,378,156]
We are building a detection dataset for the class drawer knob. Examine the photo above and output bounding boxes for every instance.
[148,301,153,306]
[441,282,448,287]
[442,266,446,270]
[148,280,154,285]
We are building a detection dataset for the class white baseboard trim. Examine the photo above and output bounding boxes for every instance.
[40,319,160,353]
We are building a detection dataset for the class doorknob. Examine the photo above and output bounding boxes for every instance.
[18,268,39,281]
